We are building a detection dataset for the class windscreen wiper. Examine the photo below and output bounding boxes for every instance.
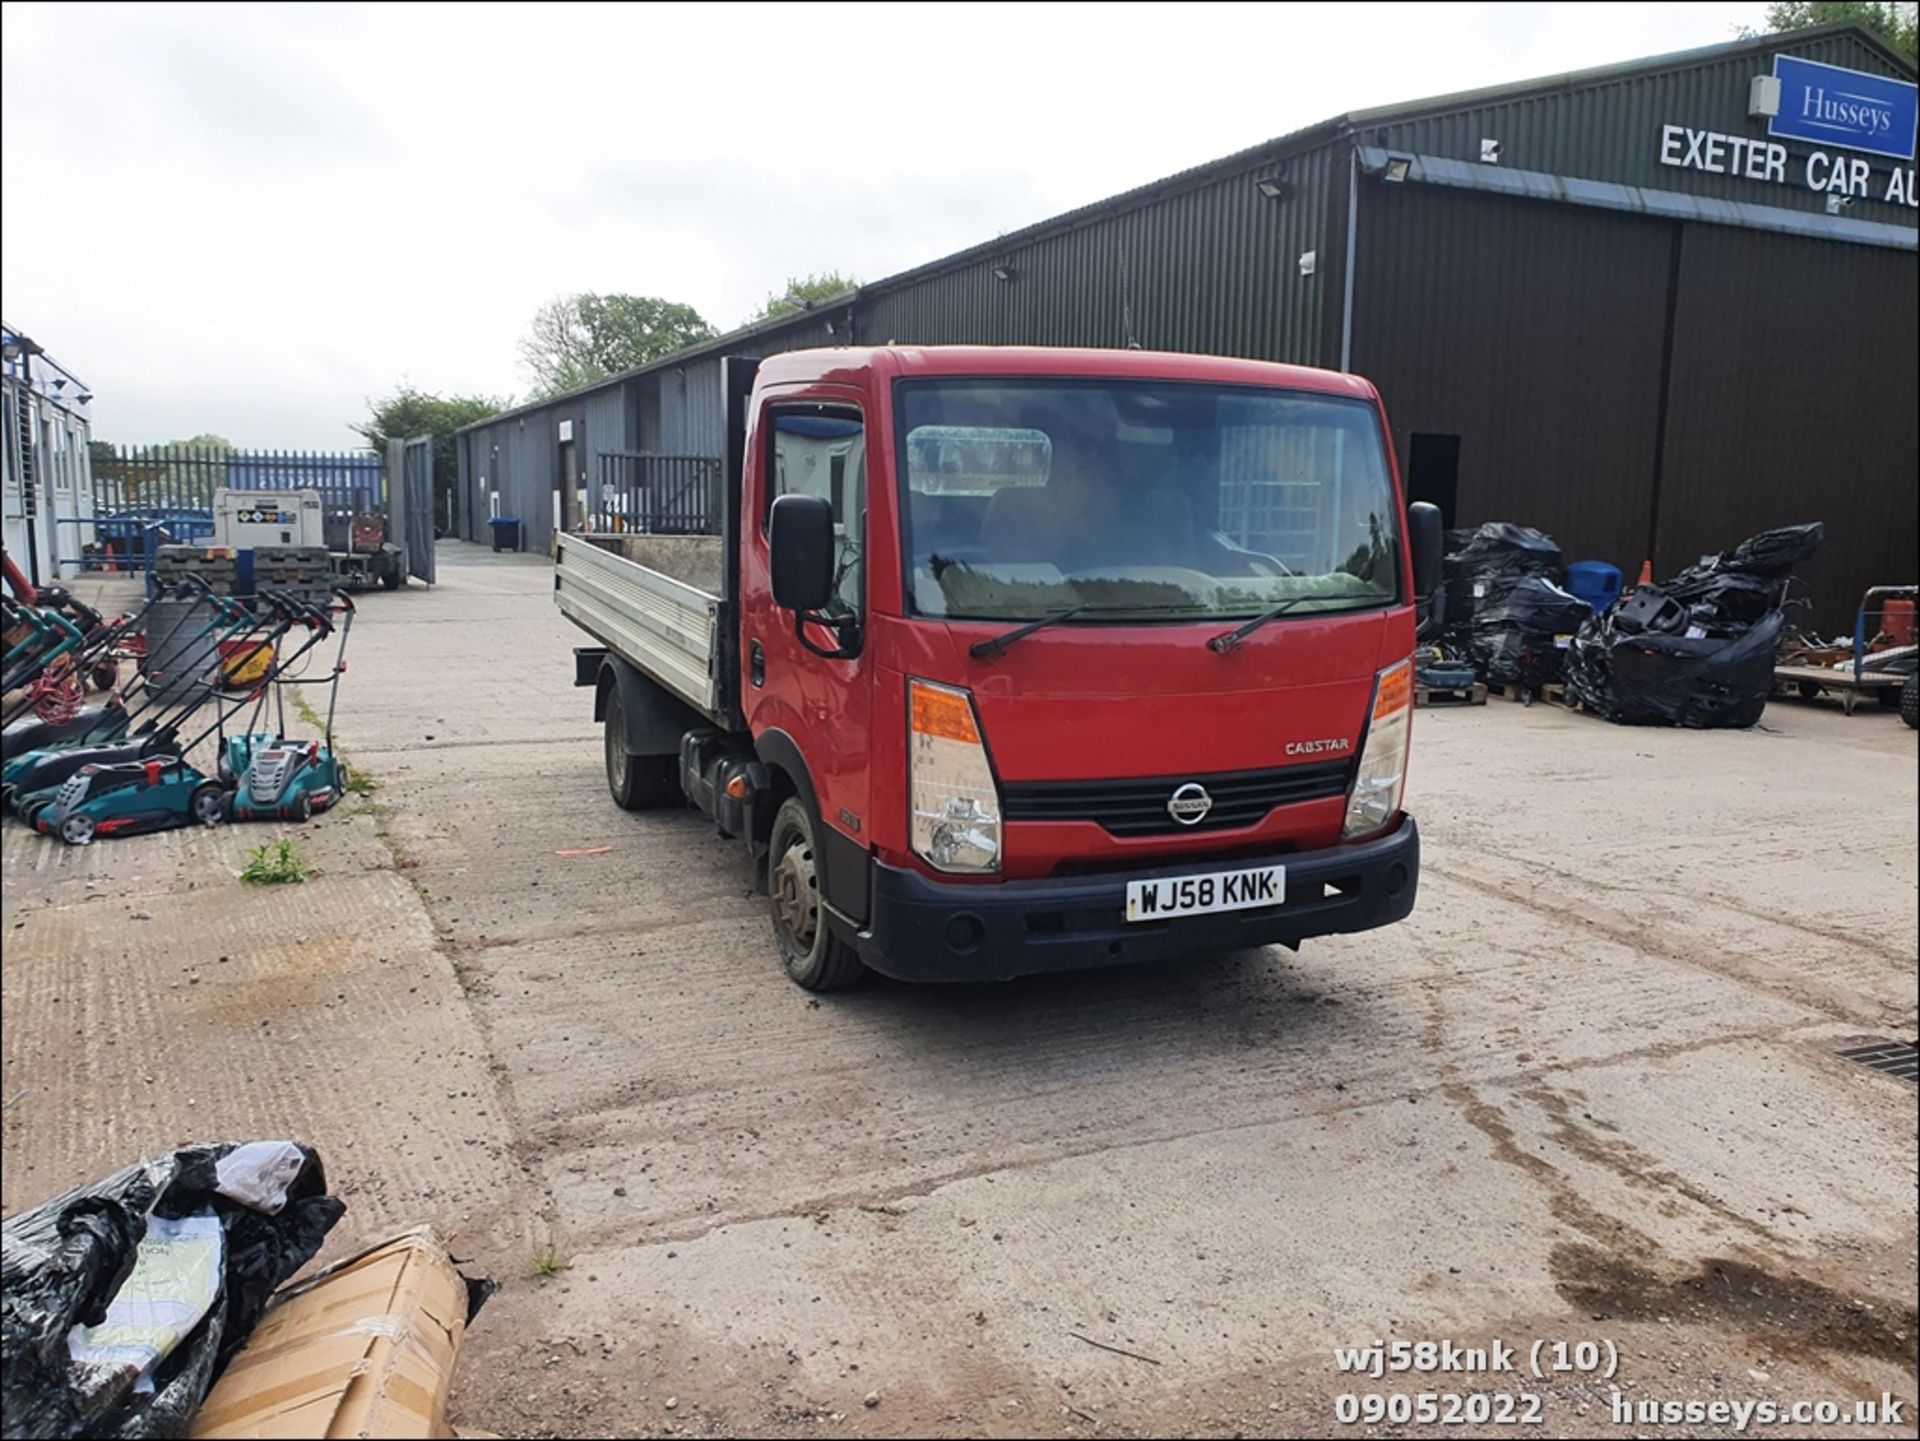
[969,602,1215,661]
[969,605,1087,660]
[1208,594,1364,655]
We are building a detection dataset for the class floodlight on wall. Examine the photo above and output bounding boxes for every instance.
[1298,250,1317,278]
[77,392,92,405]
[1255,177,1291,200]
[991,264,1014,282]
[1381,155,1413,185]
[50,377,66,390]
[781,293,813,311]
[1826,193,1854,215]
[1479,138,1502,164]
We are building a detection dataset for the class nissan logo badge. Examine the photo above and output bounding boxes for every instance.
[1167,782,1213,826]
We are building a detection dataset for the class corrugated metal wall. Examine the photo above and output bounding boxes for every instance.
[1350,182,1676,570]
[652,355,728,456]
[1657,224,1919,626]
[464,413,554,551]
[1362,30,1916,228]
[861,147,1336,364]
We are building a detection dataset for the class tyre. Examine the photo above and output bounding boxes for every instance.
[191,782,226,827]
[90,660,119,692]
[60,812,95,846]
[1796,680,1822,702]
[767,796,866,992]
[381,566,401,591]
[290,791,313,823]
[1903,672,1919,731]
[603,686,679,810]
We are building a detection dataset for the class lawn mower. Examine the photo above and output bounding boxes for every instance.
[2,600,87,696]
[2,589,267,807]
[5,590,321,821]
[2,577,216,748]
[224,590,355,822]
[23,592,339,844]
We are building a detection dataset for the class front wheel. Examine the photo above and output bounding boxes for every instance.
[767,796,866,992]
[60,812,95,846]
[603,685,679,810]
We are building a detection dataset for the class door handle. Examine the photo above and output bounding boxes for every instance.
[749,640,766,687]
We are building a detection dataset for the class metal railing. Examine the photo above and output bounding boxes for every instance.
[592,453,721,536]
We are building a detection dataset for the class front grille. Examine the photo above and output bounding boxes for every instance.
[1002,759,1352,838]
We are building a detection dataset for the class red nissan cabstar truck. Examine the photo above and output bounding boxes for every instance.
[557,346,1441,990]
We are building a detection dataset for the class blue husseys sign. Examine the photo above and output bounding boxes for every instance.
[1769,56,1918,162]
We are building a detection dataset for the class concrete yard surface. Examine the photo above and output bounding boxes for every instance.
[2,544,1914,1439]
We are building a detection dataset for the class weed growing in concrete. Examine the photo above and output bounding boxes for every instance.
[530,1236,571,1278]
[240,839,312,885]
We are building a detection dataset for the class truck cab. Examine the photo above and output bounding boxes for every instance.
[559,346,1440,989]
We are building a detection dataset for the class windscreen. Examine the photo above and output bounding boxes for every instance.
[899,380,1400,621]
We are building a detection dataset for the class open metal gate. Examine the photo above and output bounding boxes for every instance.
[386,435,436,585]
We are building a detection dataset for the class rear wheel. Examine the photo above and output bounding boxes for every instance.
[1902,673,1918,730]
[767,796,866,993]
[60,812,95,846]
[603,685,679,810]
[1796,680,1823,701]
[191,782,225,827]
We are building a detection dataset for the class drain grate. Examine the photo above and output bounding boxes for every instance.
[1836,1040,1918,1086]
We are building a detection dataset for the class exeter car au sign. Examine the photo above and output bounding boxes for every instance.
[1655,56,1918,209]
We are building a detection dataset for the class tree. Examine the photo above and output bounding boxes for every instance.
[518,294,717,399]
[1747,1,1918,59]
[354,387,507,533]
[751,271,858,324]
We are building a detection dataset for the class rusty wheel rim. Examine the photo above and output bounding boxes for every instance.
[772,839,819,952]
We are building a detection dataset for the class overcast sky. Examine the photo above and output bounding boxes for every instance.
[2,1,1774,449]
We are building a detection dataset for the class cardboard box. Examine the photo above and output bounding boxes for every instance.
[191,1226,483,1439]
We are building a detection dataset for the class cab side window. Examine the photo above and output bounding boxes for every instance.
[768,407,865,619]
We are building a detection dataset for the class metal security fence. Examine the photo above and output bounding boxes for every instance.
[593,453,721,535]
[86,445,388,573]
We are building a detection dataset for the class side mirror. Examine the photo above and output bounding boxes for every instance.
[1408,501,1443,603]
[770,493,835,614]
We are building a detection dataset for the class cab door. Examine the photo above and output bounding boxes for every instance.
[742,389,874,913]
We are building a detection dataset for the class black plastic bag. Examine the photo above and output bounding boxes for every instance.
[1439,522,1564,662]
[1718,522,1825,578]
[1658,522,1825,631]
[1566,610,1783,728]
[1472,577,1594,689]
[1,1142,343,1440]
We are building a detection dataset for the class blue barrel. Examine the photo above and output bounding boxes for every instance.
[488,517,522,553]
[1564,560,1623,613]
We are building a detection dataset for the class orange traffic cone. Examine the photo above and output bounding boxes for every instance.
[1635,559,1654,588]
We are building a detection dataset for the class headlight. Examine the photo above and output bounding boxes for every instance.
[908,678,1001,873]
[1342,658,1412,840]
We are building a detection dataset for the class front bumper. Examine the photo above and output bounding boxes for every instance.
[849,816,1419,983]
